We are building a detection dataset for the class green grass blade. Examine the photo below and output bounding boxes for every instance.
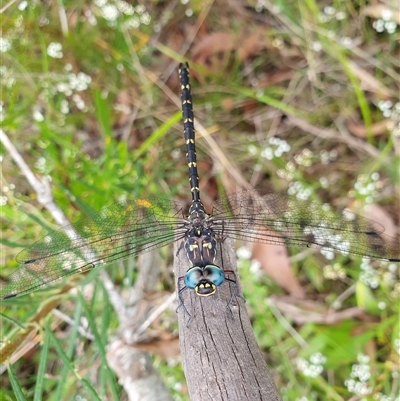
[233,86,305,118]
[7,363,27,401]
[46,325,103,401]
[135,111,182,158]
[33,321,51,401]
[77,291,120,399]
[53,302,83,400]
[337,51,373,141]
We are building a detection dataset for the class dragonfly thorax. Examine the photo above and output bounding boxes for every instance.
[184,235,217,267]
[187,200,212,238]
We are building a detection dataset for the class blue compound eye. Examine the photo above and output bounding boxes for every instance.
[203,265,225,287]
[184,267,203,289]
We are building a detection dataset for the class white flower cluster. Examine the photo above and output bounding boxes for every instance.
[344,354,372,396]
[378,100,400,119]
[323,263,346,280]
[359,257,380,289]
[319,149,338,165]
[50,68,92,114]
[94,0,151,28]
[373,9,397,34]
[260,137,291,160]
[318,6,346,23]
[350,172,382,204]
[288,181,313,201]
[294,149,313,167]
[47,42,63,59]
[0,37,12,53]
[236,246,252,260]
[276,161,295,181]
[296,352,327,378]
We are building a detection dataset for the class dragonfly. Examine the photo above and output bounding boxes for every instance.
[1,63,399,308]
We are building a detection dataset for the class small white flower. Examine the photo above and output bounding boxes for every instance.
[385,21,397,34]
[101,4,119,21]
[47,42,63,58]
[381,9,393,21]
[18,0,28,11]
[33,108,44,122]
[125,16,140,29]
[236,247,252,260]
[341,37,353,48]
[373,20,385,33]
[60,99,69,114]
[0,38,12,53]
[94,0,107,7]
[140,12,151,25]
[336,11,346,20]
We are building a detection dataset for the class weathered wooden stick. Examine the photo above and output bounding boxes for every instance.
[174,238,282,401]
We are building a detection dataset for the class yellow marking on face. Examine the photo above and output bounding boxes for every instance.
[195,283,217,296]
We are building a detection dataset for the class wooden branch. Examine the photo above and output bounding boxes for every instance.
[174,238,282,401]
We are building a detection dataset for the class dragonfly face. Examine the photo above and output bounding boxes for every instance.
[184,265,225,296]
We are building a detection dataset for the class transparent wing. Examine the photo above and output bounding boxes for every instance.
[210,190,400,261]
[1,198,188,299]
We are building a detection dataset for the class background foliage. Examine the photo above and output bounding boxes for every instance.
[1,0,399,400]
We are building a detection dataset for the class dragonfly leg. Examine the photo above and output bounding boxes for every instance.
[175,240,185,257]
[224,270,245,309]
[176,278,193,323]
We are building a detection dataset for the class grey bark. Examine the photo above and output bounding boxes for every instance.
[174,238,282,401]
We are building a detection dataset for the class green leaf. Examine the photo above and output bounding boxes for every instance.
[356,281,379,315]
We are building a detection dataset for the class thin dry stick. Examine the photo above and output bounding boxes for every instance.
[174,238,282,401]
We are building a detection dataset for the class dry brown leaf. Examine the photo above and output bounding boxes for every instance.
[257,69,294,87]
[347,119,394,137]
[114,88,135,127]
[270,295,372,325]
[192,32,236,66]
[363,203,397,239]
[192,28,276,72]
[133,336,180,359]
[238,28,274,61]
[362,4,400,24]
[251,230,305,299]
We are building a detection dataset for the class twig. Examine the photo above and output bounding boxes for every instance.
[174,238,282,401]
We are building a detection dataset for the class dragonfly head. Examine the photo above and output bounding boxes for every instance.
[184,265,225,297]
